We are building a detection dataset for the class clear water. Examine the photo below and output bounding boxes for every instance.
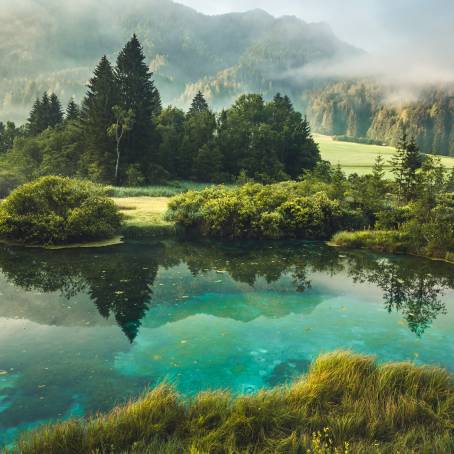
[0,240,453,446]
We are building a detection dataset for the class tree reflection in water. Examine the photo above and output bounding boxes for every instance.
[0,241,452,340]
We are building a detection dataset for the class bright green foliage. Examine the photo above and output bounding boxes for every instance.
[166,182,362,239]
[10,351,454,454]
[0,176,121,245]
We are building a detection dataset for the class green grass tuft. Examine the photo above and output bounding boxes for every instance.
[7,351,454,454]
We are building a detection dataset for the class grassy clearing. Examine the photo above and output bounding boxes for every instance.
[114,197,176,239]
[8,351,454,454]
[106,181,223,198]
[316,134,454,176]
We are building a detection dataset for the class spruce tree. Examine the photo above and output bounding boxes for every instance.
[66,99,80,121]
[49,93,63,127]
[27,98,42,136]
[81,55,119,182]
[115,34,161,179]
[188,91,209,116]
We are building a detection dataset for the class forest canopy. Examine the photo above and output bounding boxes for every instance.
[0,35,321,188]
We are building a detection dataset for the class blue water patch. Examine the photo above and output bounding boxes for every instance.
[0,239,453,446]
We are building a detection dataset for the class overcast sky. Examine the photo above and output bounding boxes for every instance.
[177,0,453,54]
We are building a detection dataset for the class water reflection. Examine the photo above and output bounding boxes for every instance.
[0,241,452,340]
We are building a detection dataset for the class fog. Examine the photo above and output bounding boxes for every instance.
[180,0,454,83]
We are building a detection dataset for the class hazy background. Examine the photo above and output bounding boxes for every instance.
[180,0,454,81]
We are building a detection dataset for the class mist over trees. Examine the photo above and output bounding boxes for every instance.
[307,81,454,157]
[0,36,321,186]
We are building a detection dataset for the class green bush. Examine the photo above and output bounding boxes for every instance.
[0,176,122,245]
[331,230,410,254]
[166,182,364,239]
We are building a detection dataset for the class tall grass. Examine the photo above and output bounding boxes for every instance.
[6,351,454,454]
[105,181,227,198]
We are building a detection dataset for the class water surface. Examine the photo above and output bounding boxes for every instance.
[0,240,453,445]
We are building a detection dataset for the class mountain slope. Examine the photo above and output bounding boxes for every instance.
[0,0,360,122]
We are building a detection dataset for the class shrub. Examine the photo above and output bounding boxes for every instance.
[0,176,122,245]
[165,182,365,239]
[331,230,410,254]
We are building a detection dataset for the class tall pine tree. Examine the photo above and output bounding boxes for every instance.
[188,91,209,116]
[115,34,161,181]
[49,93,63,127]
[66,98,80,121]
[81,55,119,182]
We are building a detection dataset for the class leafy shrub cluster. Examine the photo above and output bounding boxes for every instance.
[165,182,364,239]
[0,176,122,245]
[10,351,454,454]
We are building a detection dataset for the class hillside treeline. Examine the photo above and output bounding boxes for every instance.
[0,36,321,190]
[307,81,454,157]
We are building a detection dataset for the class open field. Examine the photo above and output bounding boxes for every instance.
[316,134,454,176]
[113,197,175,238]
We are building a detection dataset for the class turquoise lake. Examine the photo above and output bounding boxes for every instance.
[0,240,453,446]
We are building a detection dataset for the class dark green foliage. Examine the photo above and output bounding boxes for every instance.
[81,55,119,182]
[0,176,121,245]
[27,92,63,135]
[391,131,424,203]
[10,351,454,454]
[115,34,161,181]
[65,99,80,121]
[188,91,209,116]
[0,121,20,154]
[166,182,362,239]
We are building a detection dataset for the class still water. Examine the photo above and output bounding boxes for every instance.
[0,240,453,445]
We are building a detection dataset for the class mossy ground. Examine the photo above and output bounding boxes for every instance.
[6,351,454,454]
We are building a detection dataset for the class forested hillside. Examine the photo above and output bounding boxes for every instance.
[307,81,454,156]
[0,0,358,122]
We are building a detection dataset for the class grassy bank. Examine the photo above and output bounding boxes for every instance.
[331,230,454,263]
[316,134,454,176]
[106,181,223,198]
[114,197,176,239]
[7,351,454,454]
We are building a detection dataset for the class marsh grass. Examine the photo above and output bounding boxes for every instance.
[331,230,410,254]
[106,182,225,198]
[7,351,454,454]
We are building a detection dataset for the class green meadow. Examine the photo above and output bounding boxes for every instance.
[316,134,454,176]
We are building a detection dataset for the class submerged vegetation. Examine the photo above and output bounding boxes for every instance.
[7,351,454,454]
[0,176,121,245]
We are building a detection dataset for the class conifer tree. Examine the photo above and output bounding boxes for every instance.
[115,34,161,178]
[188,91,209,116]
[81,55,119,182]
[66,99,80,121]
[27,98,42,136]
[49,93,63,127]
